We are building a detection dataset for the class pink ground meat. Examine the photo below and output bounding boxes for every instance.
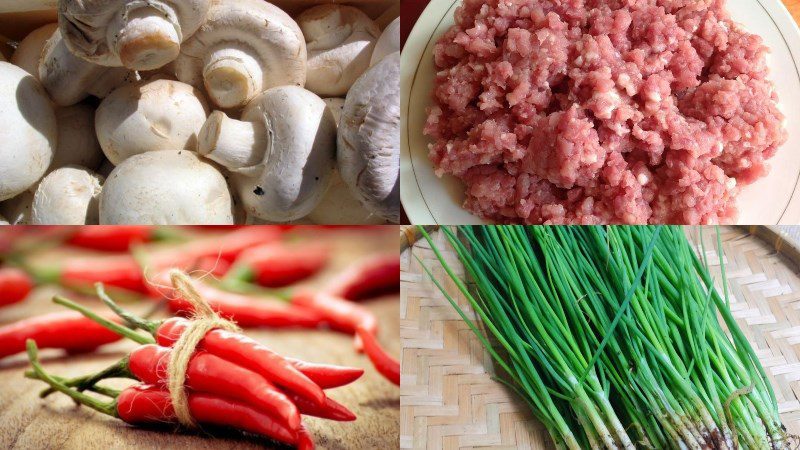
[424,0,787,224]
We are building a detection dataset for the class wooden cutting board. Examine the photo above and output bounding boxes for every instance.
[0,228,399,450]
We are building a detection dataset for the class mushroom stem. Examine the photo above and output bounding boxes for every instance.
[199,111,269,170]
[111,4,182,71]
[202,46,264,109]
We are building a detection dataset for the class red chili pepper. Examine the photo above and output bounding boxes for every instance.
[144,227,283,272]
[151,272,325,329]
[156,317,326,406]
[25,341,303,447]
[284,358,364,389]
[117,385,299,445]
[66,226,156,252]
[296,425,315,450]
[0,312,121,360]
[27,254,147,294]
[225,242,331,288]
[288,392,356,422]
[357,327,400,386]
[325,254,400,301]
[128,344,301,430]
[0,268,33,307]
[291,290,378,351]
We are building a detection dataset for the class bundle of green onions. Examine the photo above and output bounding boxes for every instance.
[417,226,785,450]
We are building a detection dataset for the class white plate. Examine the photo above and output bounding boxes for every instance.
[401,0,800,225]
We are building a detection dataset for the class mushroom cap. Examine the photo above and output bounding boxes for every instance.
[52,103,105,172]
[96,78,209,165]
[232,85,336,222]
[0,190,34,225]
[370,17,400,67]
[0,62,57,202]
[298,4,380,97]
[59,0,210,69]
[11,23,59,79]
[174,0,306,108]
[308,97,383,224]
[338,51,399,223]
[323,97,345,125]
[31,166,103,225]
[40,29,135,106]
[100,150,234,224]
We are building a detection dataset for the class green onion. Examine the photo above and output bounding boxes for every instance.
[416,225,784,449]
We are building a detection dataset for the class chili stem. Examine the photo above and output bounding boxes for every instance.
[52,295,154,345]
[34,356,132,399]
[95,283,160,335]
[25,340,118,417]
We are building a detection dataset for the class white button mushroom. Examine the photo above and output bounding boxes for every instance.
[298,4,380,97]
[58,0,211,71]
[40,29,137,106]
[100,150,235,225]
[51,104,105,172]
[0,190,34,225]
[308,98,386,225]
[338,52,400,224]
[198,85,336,223]
[10,23,58,78]
[174,0,306,110]
[96,78,210,165]
[370,17,400,67]
[0,62,57,202]
[31,166,104,225]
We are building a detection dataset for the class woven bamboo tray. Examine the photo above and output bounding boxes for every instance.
[400,226,800,449]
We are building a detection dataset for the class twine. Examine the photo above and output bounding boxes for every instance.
[166,269,240,428]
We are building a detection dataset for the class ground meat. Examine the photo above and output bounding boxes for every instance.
[424,0,787,224]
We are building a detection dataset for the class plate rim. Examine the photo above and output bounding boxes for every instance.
[400,0,800,225]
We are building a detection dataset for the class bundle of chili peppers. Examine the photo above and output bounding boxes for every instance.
[24,277,366,448]
[0,226,400,385]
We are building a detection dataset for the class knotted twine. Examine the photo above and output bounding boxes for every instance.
[165,269,240,428]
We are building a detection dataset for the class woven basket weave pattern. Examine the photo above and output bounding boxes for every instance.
[401,226,800,449]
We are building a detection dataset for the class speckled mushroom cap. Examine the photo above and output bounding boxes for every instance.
[0,62,56,202]
[96,78,209,165]
[174,0,306,110]
[338,52,400,223]
[58,0,211,70]
[298,4,380,97]
[100,150,235,224]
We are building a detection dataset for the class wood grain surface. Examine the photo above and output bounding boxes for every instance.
[0,228,400,450]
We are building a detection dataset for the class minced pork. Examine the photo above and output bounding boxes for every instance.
[424,0,787,224]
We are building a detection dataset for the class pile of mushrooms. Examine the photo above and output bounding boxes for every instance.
[0,0,400,225]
